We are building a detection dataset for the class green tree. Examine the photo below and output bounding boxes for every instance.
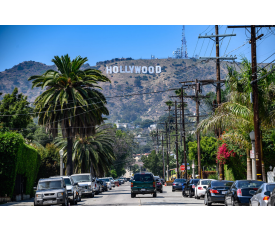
[0,88,33,129]
[28,54,110,175]
[132,164,140,174]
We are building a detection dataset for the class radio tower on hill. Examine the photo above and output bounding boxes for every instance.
[181,25,188,58]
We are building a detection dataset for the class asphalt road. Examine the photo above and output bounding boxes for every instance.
[1,182,226,206]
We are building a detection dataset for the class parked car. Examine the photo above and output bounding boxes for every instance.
[105,177,115,187]
[94,178,103,194]
[268,186,275,206]
[172,179,187,192]
[99,180,108,191]
[99,178,112,190]
[182,179,200,197]
[50,176,79,204]
[71,173,95,198]
[250,182,275,206]
[114,179,120,187]
[34,177,68,206]
[154,176,163,193]
[131,172,157,198]
[194,179,214,199]
[225,180,265,206]
[118,178,124,184]
[160,178,165,185]
[204,180,234,206]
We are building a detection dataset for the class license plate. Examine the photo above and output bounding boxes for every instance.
[47,200,53,203]
[222,191,227,194]
[141,189,146,191]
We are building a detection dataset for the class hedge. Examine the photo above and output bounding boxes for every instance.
[0,132,40,197]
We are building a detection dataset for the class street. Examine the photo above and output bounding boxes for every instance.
[1,182,227,206]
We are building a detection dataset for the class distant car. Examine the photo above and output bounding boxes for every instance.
[99,180,108,191]
[182,179,200,197]
[131,172,157,198]
[105,177,115,187]
[99,178,112,190]
[34,177,68,206]
[50,176,79,204]
[160,178,165,185]
[94,178,103,194]
[71,173,95,198]
[194,179,214,199]
[154,176,163,193]
[114,179,120,187]
[172,179,187,192]
[250,182,275,206]
[118,178,124,184]
[205,180,234,206]
[225,180,265,206]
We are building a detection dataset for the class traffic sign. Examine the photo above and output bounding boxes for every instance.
[187,166,190,170]
[180,165,185,171]
[250,150,255,159]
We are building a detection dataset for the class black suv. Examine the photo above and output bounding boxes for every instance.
[182,179,200,198]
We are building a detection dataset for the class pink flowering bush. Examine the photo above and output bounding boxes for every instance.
[217,143,236,164]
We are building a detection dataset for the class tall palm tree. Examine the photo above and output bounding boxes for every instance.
[28,54,111,175]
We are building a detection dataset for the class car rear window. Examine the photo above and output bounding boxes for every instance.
[211,181,233,187]
[175,179,186,183]
[134,174,153,181]
[237,181,265,188]
[266,185,275,192]
[193,179,199,184]
[201,180,212,185]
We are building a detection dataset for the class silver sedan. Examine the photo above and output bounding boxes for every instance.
[249,182,275,206]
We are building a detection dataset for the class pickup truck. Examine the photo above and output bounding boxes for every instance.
[131,172,157,198]
[71,173,95,198]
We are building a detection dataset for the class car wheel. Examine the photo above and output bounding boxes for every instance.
[183,191,187,198]
[62,198,68,206]
[172,189,175,192]
[131,193,136,198]
[71,195,76,205]
[197,195,200,200]
[232,197,235,206]
[207,196,212,206]
[153,192,157,198]
[188,190,192,198]
[160,189,163,193]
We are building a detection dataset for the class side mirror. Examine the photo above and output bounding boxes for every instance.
[73,183,78,186]
[249,190,256,195]
[264,191,271,196]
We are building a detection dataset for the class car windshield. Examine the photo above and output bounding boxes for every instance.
[71,175,91,183]
[64,178,72,186]
[267,185,275,192]
[38,181,62,190]
[211,181,233,187]
[201,180,212,185]
[174,179,186,183]
[237,181,265,188]
[134,174,153,181]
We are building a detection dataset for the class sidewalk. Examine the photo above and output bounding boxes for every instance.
[0,198,34,206]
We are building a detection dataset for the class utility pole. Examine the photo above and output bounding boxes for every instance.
[165,122,169,181]
[195,79,201,179]
[174,101,179,178]
[227,25,275,181]
[162,133,165,180]
[156,129,159,154]
[181,87,187,180]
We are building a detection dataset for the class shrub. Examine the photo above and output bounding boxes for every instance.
[0,132,40,197]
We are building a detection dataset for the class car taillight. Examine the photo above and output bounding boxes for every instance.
[263,196,269,201]
[153,182,155,187]
[173,183,175,186]
[210,189,219,194]
[95,184,96,187]
[253,188,258,191]
[237,189,242,197]
[131,182,133,187]
[157,182,161,185]
[192,185,195,188]
[198,187,203,190]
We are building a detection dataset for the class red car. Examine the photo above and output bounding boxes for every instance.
[114,179,120,187]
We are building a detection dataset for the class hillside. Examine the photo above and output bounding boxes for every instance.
[0,58,240,122]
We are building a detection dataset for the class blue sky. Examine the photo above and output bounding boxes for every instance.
[0,25,274,71]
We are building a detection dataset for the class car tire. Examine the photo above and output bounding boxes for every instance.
[188,190,192,198]
[232,197,235,206]
[131,193,136,198]
[62,198,68,206]
[183,191,187,198]
[172,189,175,192]
[160,189,163,193]
[71,195,76,205]
[197,195,200,200]
[206,196,212,206]
[153,192,157,198]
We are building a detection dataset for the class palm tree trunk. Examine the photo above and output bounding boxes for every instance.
[67,137,73,175]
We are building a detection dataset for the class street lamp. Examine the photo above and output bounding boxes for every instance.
[59,149,64,176]
[249,131,257,180]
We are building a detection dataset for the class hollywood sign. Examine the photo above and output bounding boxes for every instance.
[106,66,161,74]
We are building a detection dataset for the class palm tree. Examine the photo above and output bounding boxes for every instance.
[54,125,115,176]
[28,54,111,175]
